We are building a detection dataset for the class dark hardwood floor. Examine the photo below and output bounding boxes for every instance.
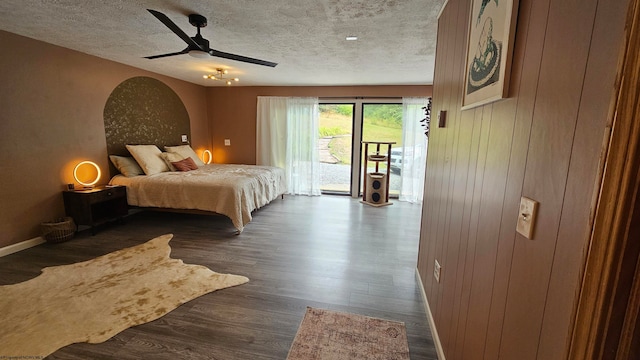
[0,195,437,360]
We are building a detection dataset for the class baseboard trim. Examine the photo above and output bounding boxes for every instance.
[0,236,46,257]
[416,267,446,360]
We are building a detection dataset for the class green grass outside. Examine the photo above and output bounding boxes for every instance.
[319,110,402,165]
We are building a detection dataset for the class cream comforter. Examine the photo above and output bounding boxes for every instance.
[109,164,286,232]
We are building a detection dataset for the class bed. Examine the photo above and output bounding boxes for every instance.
[108,144,286,233]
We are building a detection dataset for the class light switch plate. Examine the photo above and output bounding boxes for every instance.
[224,139,231,146]
[181,134,188,143]
[516,197,538,239]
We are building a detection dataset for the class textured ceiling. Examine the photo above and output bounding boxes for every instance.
[0,0,445,87]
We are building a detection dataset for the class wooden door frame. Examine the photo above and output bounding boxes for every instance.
[569,0,640,358]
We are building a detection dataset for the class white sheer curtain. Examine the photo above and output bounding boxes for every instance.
[399,97,429,203]
[285,97,321,196]
[256,97,287,168]
[256,96,321,196]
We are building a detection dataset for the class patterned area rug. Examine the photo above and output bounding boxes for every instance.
[287,307,410,360]
[0,234,249,358]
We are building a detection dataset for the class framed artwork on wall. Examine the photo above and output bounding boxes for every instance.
[462,0,519,110]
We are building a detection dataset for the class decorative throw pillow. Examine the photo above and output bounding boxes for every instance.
[125,145,169,175]
[171,157,199,172]
[164,145,205,166]
[159,152,186,172]
[109,155,144,177]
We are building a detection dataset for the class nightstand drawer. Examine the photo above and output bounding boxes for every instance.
[89,186,126,204]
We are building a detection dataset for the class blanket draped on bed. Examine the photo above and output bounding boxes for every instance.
[110,164,286,232]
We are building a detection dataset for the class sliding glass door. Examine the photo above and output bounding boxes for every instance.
[361,103,403,197]
[318,99,402,197]
[318,104,354,194]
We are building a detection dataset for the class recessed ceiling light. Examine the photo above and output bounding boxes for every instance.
[346,36,358,41]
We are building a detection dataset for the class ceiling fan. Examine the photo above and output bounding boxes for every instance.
[145,9,277,67]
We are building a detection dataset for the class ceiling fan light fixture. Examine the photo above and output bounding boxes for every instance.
[188,49,210,59]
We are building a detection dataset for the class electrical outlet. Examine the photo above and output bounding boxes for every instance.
[181,134,188,143]
[224,139,231,146]
[434,260,441,283]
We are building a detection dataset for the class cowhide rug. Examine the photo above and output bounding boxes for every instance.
[0,234,248,358]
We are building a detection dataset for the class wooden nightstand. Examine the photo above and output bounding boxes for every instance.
[63,185,128,234]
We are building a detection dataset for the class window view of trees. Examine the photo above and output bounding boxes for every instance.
[361,104,402,145]
[364,104,403,129]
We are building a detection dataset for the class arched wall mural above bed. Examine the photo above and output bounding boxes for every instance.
[103,76,190,176]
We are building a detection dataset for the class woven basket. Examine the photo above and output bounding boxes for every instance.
[41,217,76,243]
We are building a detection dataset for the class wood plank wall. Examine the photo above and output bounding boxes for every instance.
[417,0,630,358]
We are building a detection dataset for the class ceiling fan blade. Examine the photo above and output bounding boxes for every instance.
[144,49,189,59]
[147,9,202,50]
[209,49,278,67]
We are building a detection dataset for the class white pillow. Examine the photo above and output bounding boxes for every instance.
[109,155,144,177]
[159,152,186,172]
[125,145,169,175]
[164,145,205,166]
